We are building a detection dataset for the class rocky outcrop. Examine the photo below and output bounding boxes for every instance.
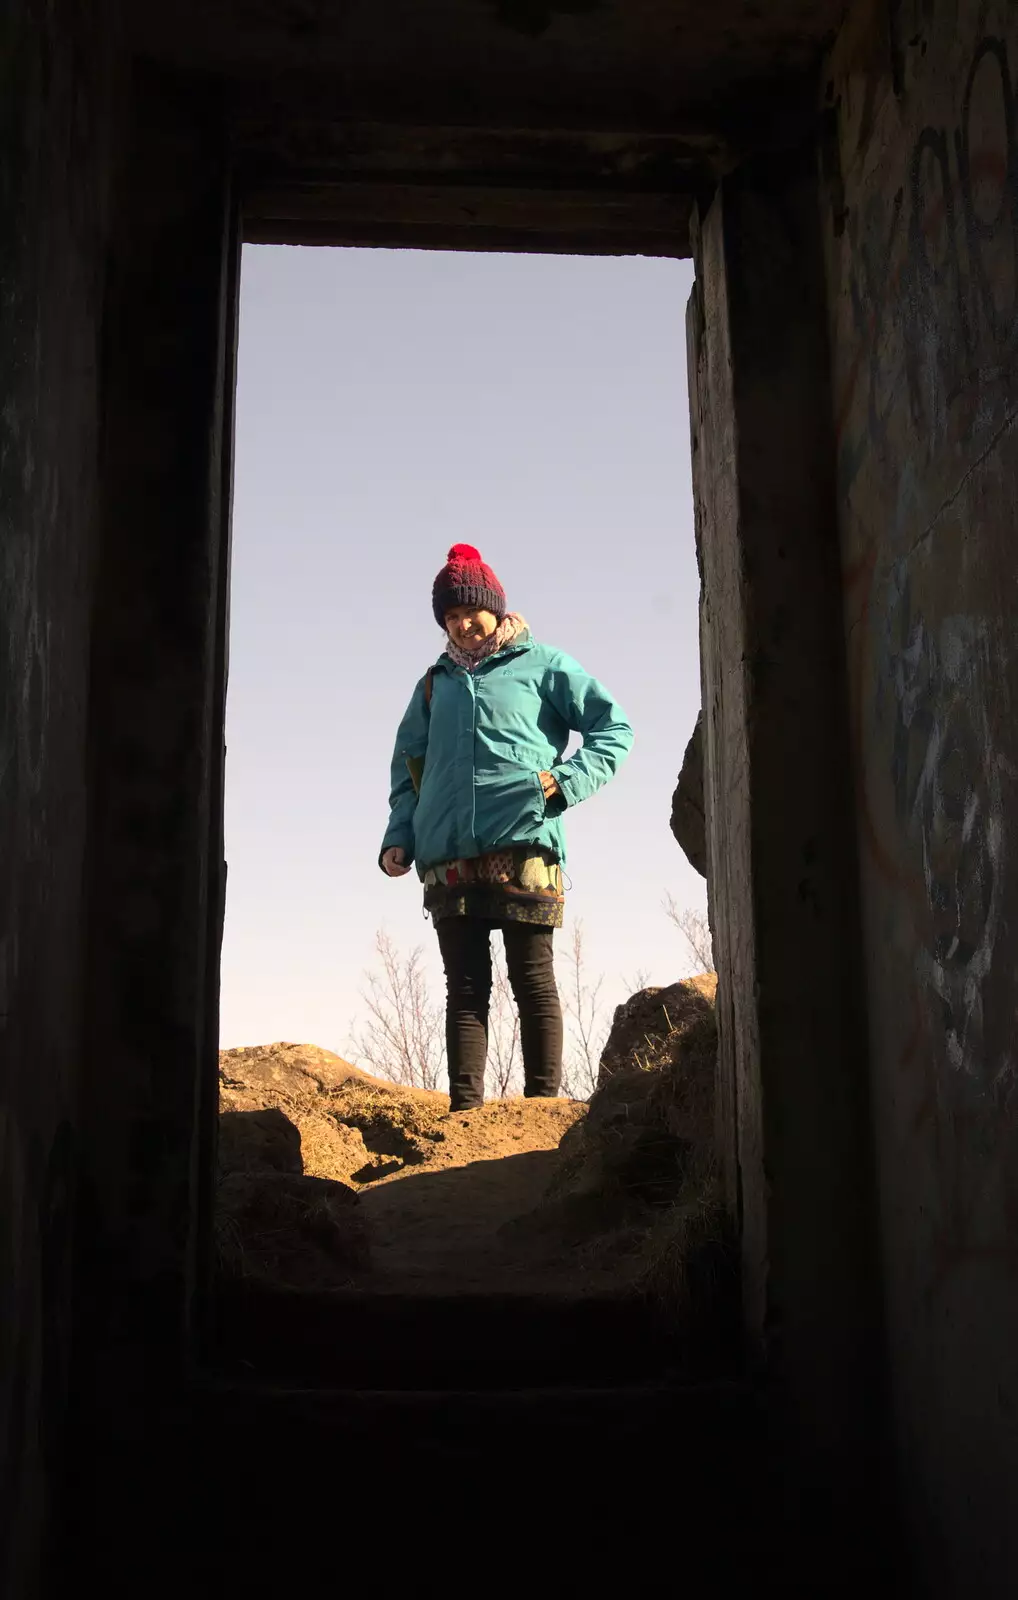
[597,974,717,1088]
[510,976,730,1327]
[670,711,706,877]
[563,984,717,1206]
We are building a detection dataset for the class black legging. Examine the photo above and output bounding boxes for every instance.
[435,917,564,1111]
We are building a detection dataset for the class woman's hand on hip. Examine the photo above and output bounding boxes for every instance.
[539,772,560,802]
[382,847,411,877]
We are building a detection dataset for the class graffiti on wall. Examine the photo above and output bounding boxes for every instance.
[880,567,1011,1084]
[837,34,1018,494]
[835,22,1018,1289]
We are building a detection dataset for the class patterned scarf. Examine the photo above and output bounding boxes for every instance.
[444,611,529,672]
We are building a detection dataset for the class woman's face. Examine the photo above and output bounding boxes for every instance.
[444,605,499,651]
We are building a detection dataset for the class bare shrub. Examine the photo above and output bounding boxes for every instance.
[558,921,608,1101]
[350,930,446,1090]
[352,921,610,1101]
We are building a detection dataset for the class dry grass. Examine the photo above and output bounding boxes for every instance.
[637,1181,732,1311]
[215,1170,369,1290]
[324,1079,449,1165]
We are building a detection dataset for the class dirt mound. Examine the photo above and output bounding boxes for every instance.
[217,1043,586,1294]
[354,1096,587,1294]
[216,1045,396,1288]
[219,1041,584,1186]
[219,1042,433,1184]
[216,1084,371,1292]
[217,995,726,1311]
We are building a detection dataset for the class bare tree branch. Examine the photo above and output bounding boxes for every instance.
[663,895,716,974]
[622,967,652,996]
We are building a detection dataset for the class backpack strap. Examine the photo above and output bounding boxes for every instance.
[405,668,435,798]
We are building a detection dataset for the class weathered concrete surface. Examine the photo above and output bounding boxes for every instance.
[132,1,847,133]
[823,1,1018,1591]
[690,146,879,1474]
[670,712,707,876]
[73,62,237,1404]
[129,1,851,255]
[0,5,116,1594]
[8,1,1018,1594]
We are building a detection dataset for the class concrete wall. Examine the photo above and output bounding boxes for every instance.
[0,22,235,1594]
[74,63,235,1401]
[690,147,881,1507]
[47,71,239,1584]
[824,0,1018,1590]
[0,3,117,1592]
[4,1,1014,1591]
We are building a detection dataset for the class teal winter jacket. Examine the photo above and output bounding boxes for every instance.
[380,634,633,872]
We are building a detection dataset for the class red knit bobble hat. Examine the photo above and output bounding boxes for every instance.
[431,544,507,627]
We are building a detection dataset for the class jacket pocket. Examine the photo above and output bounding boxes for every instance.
[474,763,546,849]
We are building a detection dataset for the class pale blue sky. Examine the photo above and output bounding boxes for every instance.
[220,245,704,1053]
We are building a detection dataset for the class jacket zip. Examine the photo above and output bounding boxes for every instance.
[468,670,478,851]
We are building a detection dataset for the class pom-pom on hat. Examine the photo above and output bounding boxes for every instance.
[432,543,507,627]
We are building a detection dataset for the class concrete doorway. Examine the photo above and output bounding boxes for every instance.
[214,240,719,1383]
[75,59,873,1459]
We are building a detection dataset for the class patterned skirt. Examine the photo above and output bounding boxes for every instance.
[421,847,564,928]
